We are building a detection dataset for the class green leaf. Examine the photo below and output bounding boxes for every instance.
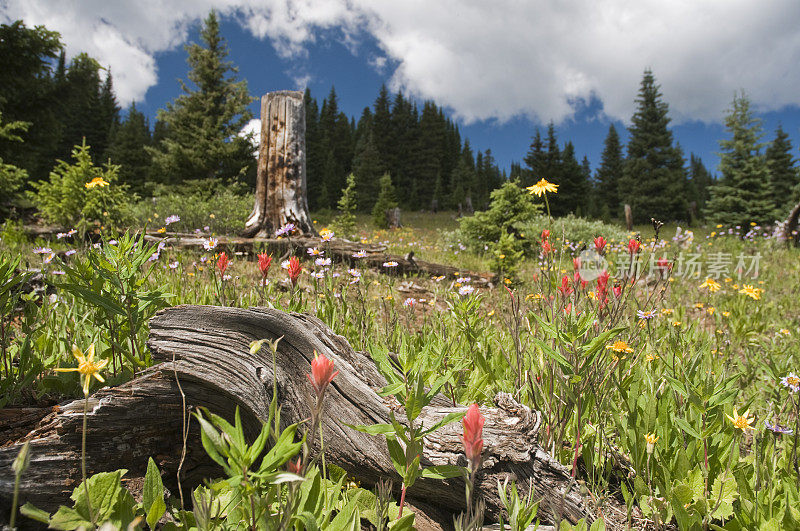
[146,497,167,529]
[295,510,322,531]
[345,422,396,436]
[143,457,165,515]
[19,502,51,524]
[48,505,92,530]
[70,470,127,524]
[420,411,465,437]
[421,464,466,480]
[389,513,416,530]
[387,438,407,477]
[673,417,702,440]
[710,473,738,520]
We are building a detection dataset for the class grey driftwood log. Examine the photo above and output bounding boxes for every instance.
[0,306,589,528]
[243,90,315,238]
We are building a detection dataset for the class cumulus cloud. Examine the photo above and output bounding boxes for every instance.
[4,0,800,124]
[239,118,261,157]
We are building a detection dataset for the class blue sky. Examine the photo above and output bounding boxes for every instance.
[6,1,800,177]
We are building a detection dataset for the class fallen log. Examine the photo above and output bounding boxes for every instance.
[144,232,494,286]
[0,306,589,528]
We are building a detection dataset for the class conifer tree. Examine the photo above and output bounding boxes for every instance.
[352,129,382,212]
[58,53,104,162]
[97,71,120,159]
[149,10,254,186]
[595,124,624,217]
[551,142,589,216]
[686,154,713,218]
[622,69,686,222]
[523,130,545,187]
[304,88,325,210]
[107,103,151,195]
[372,173,398,227]
[372,85,393,174]
[765,125,798,217]
[705,92,773,226]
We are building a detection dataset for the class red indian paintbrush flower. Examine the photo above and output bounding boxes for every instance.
[541,240,552,254]
[307,351,339,397]
[540,229,550,241]
[258,252,272,278]
[558,274,573,296]
[461,404,485,469]
[627,238,641,254]
[594,236,606,254]
[288,256,302,286]
[217,252,230,275]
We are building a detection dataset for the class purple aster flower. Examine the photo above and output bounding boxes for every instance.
[164,214,180,225]
[765,420,793,435]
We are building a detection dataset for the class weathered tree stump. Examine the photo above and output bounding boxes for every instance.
[387,207,402,229]
[624,204,633,231]
[0,306,590,528]
[243,91,315,238]
[781,200,800,246]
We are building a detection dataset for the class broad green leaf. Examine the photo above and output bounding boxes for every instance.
[146,497,167,529]
[143,457,165,515]
[710,473,738,520]
[344,422,396,436]
[421,464,466,480]
[19,502,51,524]
[48,505,92,530]
[70,470,127,523]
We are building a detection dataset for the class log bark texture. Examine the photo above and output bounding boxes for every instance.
[0,306,589,528]
[243,91,315,238]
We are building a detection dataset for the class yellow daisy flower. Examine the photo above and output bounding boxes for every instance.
[526,178,559,196]
[55,344,108,395]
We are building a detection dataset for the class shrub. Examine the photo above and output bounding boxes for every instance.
[0,113,30,217]
[515,214,630,253]
[331,173,357,238]
[372,173,398,228]
[28,140,133,231]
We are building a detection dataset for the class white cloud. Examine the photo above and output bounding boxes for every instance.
[239,118,261,157]
[4,0,800,125]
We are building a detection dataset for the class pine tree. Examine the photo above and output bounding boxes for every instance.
[0,20,62,180]
[595,124,624,217]
[97,70,120,159]
[352,128,382,212]
[332,173,357,237]
[522,129,545,187]
[149,10,254,186]
[705,92,773,226]
[622,69,686,222]
[304,88,325,210]
[765,125,798,217]
[107,102,151,195]
[372,173,398,227]
[58,53,105,162]
[372,85,393,174]
[686,154,713,218]
[551,142,589,216]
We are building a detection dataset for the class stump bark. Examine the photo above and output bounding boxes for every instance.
[781,200,800,246]
[243,91,315,238]
[0,306,590,528]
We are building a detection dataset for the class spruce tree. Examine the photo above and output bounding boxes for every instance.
[304,88,324,210]
[97,70,120,159]
[149,10,254,186]
[765,125,798,217]
[372,85,393,174]
[551,142,589,217]
[686,154,713,218]
[622,69,686,222]
[595,124,624,217]
[107,102,151,195]
[523,129,545,187]
[352,129,382,212]
[705,92,773,226]
[58,53,104,162]
[372,173,398,227]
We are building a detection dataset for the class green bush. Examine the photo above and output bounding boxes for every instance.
[28,140,133,231]
[131,183,253,234]
[372,173,398,228]
[331,173,357,237]
[515,214,630,252]
[0,113,30,216]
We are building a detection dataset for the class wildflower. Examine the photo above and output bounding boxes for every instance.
[644,432,659,454]
[541,241,552,254]
[612,286,622,298]
[637,309,657,320]
[594,236,606,254]
[403,297,416,307]
[781,373,800,393]
[258,253,272,278]
[764,420,793,435]
[695,302,704,309]
[164,214,180,225]
[353,250,368,258]
[526,178,559,196]
[461,404,485,469]
[311,271,325,279]
[432,275,445,282]
[55,344,108,395]
[203,237,219,251]
[85,176,109,189]
[307,351,339,397]
[169,261,179,269]
[275,223,296,237]
[288,256,302,286]
[627,239,641,254]
[541,229,551,241]
[459,285,475,296]
[699,278,721,292]
[32,246,52,254]
[148,251,160,262]
[606,340,633,354]
[739,285,762,300]
[217,252,230,275]
[307,247,323,256]
[320,228,334,242]
[315,257,332,267]
[558,275,573,296]
[287,458,303,475]
[672,321,682,327]
[383,261,399,268]
[727,408,755,431]
[779,329,790,336]
[43,252,55,264]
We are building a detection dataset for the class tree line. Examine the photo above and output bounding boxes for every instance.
[2,15,799,226]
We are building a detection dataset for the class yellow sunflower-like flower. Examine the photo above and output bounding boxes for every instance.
[526,178,559,196]
[606,340,633,354]
[85,177,110,189]
[738,284,762,300]
[726,408,755,431]
[699,278,721,292]
[55,344,108,395]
